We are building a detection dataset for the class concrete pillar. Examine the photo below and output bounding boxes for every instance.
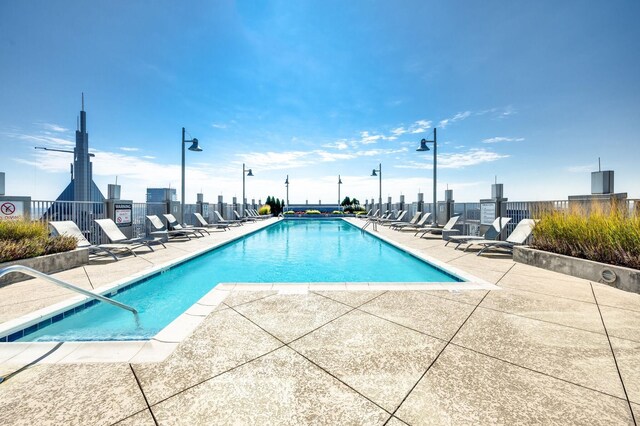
[417,192,424,213]
[0,172,4,196]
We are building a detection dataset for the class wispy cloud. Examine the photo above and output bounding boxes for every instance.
[5,131,74,148]
[211,123,227,129]
[39,123,68,132]
[395,148,508,169]
[119,147,140,152]
[322,140,349,150]
[359,131,387,145]
[438,111,471,129]
[482,136,524,144]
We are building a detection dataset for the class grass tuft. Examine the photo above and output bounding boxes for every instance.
[0,221,77,263]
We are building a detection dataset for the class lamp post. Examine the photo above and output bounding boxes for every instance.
[181,127,202,224]
[285,175,289,212]
[338,175,343,210]
[371,163,382,217]
[242,163,253,217]
[416,128,437,224]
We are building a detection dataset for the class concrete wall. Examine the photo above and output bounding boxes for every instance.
[513,246,640,294]
[0,248,89,286]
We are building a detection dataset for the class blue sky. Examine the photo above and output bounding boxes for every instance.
[1,0,639,204]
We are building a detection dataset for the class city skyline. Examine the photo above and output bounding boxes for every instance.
[1,1,639,204]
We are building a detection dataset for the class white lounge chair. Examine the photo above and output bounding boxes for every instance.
[234,210,257,222]
[380,211,407,226]
[389,212,420,229]
[49,220,139,261]
[446,217,512,250]
[393,213,432,231]
[415,215,460,238]
[212,211,242,227]
[163,214,210,236]
[194,212,231,230]
[146,215,199,240]
[95,218,166,251]
[472,219,537,256]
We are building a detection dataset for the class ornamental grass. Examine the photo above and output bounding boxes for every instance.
[0,221,77,263]
[532,204,640,269]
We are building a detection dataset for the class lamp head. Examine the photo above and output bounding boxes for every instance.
[371,169,378,177]
[338,177,342,184]
[285,176,289,185]
[188,138,203,152]
[247,169,254,177]
[416,139,430,152]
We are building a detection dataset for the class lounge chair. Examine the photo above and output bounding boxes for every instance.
[389,212,420,230]
[194,212,232,230]
[358,209,375,219]
[212,211,242,227]
[392,213,432,231]
[95,218,166,251]
[163,214,210,236]
[471,219,537,256]
[248,209,270,219]
[234,210,257,222]
[445,217,512,250]
[49,220,139,261]
[379,211,407,226]
[415,215,460,238]
[146,215,199,240]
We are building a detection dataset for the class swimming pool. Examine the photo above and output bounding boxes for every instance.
[9,219,462,342]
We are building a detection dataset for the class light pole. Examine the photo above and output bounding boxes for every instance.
[371,163,382,217]
[338,175,343,210]
[181,127,202,224]
[416,127,437,224]
[285,175,289,212]
[242,163,254,217]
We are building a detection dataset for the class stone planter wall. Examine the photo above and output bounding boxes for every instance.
[0,249,89,286]
[513,246,640,294]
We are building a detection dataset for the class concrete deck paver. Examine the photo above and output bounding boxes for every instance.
[222,289,278,307]
[593,282,640,312]
[132,307,282,405]
[395,344,634,426]
[599,305,640,342]
[290,309,446,412]
[452,307,625,398]
[233,292,352,343]
[0,363,146,426]
[609,336,640,405]
[421,289,488,305]
[113,409,156,425]
[498,270,597,303]
[359,291,476,340]
[312,290,386,308]
[480,287,605,333]
[151,346,390,425]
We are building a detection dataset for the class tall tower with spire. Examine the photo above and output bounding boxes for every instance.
[53,94,105,202]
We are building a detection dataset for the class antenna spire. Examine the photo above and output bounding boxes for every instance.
[81,92,84,111]
[598,157,601,172]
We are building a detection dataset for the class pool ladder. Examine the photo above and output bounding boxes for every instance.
[362,219,378,232]
[0,265,138,315]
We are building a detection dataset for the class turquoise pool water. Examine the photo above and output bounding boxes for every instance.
[15,219,461,342]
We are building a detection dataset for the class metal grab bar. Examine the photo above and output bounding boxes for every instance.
[0,265,138,315]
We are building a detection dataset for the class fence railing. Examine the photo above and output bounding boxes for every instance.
[31,200,107,244]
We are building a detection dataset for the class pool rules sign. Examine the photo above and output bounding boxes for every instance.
[0,201,24,221]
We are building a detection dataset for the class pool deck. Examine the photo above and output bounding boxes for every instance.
[0,217,639,425]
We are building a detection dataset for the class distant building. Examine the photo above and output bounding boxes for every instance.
[146,188,176,202]
[53,95,105,202]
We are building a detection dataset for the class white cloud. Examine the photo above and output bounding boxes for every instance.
[322,140,349,150]
[39,123,68,132]
[567,164,596,173]
[391,127,407,136]
[395,148,508,169]
[482,136,524,144]
[359,131,386,145]
[211,123,227,129]
[438,111,471,129]
[142,155,156,159]
[119,147,140,152]
[409,119,431,134]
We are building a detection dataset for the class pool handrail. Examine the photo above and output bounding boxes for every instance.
[0,265,138,315]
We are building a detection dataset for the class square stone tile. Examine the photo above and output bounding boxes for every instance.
[633,403,639,424]
[312,290,386,308]
[233,293,352,343]
[133,308,282,405]
[498,270,596,303]
[600,306,640,342]
[422,289,488,306]
[593,283,640,313]
[152,347,389,425]
[395,345,633,425]
[290,310,445,412]
[453,307,625,398]
[222,290,277,307]
[359,291,475,340]
[609,336,640,405]
[113,409,156,425]
[0,363,146,425]
[480,288,605,333]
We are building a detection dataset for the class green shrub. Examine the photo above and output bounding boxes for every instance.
[258,204,271,215]
[305,210,321,215]
[355,211,368,215]
[532,207,640,269]
[283,211,295,215]
[332,210,344,214]
[0,221,77,263]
